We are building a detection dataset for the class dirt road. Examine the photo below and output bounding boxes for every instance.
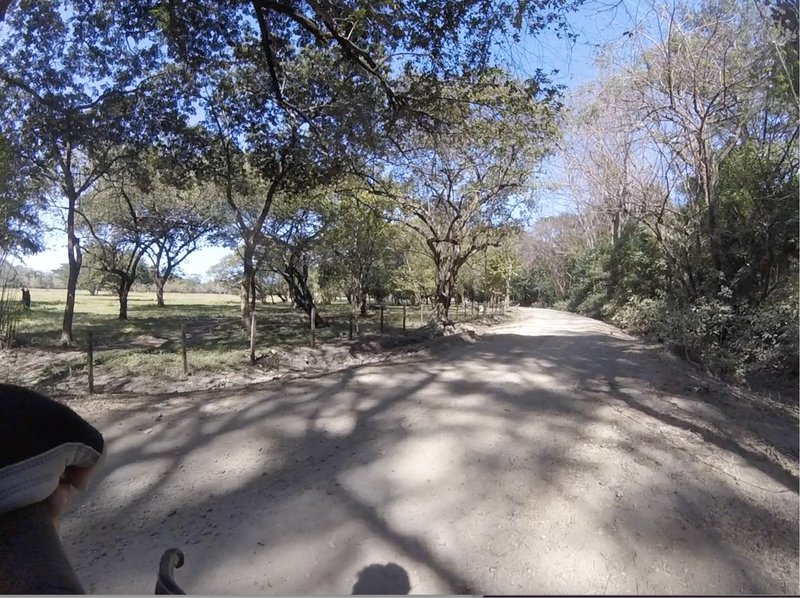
[61,308,799,594]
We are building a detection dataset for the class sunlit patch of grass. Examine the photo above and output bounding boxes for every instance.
[180,348,251,371]
[94,348,246,378]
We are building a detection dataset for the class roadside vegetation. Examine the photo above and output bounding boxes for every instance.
[514,0,798,394]
[0,0,796,398]
[0,286,502,394]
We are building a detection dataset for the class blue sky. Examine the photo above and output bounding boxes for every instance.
[15,0,641,280]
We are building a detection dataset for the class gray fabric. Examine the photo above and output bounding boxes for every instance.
[0,442,102,516]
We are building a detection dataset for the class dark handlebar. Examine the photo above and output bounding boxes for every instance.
[155,548,186,595]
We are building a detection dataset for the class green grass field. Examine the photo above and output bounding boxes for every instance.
[15,288,459,346]
[5,288,486,387]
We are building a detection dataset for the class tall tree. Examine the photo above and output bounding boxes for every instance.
[365,73,558,326]
[623,0,785,284]
[259,188,331,327]
[319,190,396,316]
[0,2,175,343]
[391,228,438,306]
[189,47,342,330]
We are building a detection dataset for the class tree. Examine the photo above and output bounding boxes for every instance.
[365,73,557,326]
[483,239,523,308]
[623,0,785,284]
[391,228,437,306]
[140,176,219,307]
[558,79,664,246]
[319,190,397,316]
[207,253,241,295]
[79,174,154,320]
[518,214,585,304]
[189,52,330,330]
[259,188,331,327]
[0,2,176,343]
[0,134,45,256]
[75,254,116,296]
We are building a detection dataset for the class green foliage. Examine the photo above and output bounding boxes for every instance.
[390,231,437,302]
[565,240,610,318]
[516,0,799,389]
[317,191,401,308]
[713,142,799,303]
[76,253,116,296]
[207,253,242,295]
[607,223,669,306]
[0,135,43,255]
[458,238,524,303]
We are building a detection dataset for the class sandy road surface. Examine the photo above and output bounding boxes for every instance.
[61,308,799,594]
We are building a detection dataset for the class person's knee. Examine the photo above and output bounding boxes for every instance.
[0,384,105,594]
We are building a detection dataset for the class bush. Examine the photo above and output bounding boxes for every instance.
[733,284,799,379]
[609,286,798,384]
[610,296,666,337]
[0,280,21,348]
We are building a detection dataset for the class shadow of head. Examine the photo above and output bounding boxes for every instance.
[352,563,411,594]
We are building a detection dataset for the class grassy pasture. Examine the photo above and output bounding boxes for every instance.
[4,288,488,390]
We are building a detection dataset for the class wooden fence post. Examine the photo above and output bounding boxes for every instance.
[380,304,385,333]
[249,312,256,365]
[402,305,406,331]
[181,323,188,376]
[310,307,316,348]
[87,331,94,395]
[349,313,354,340]
[420,302,424,325]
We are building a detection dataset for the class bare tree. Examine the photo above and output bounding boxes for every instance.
[622,0,778,276]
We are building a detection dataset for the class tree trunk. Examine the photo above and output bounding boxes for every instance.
[240,244,257,330]
[118,281,131,320]
[154,275,166,308]
[282,258,328,327]
[612,211,620,243]
[60,193,81,346]
[430,262,455,327]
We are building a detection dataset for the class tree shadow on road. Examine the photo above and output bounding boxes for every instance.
[61,322,799,594]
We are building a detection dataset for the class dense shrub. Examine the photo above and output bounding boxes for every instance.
[609,286,798,384]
